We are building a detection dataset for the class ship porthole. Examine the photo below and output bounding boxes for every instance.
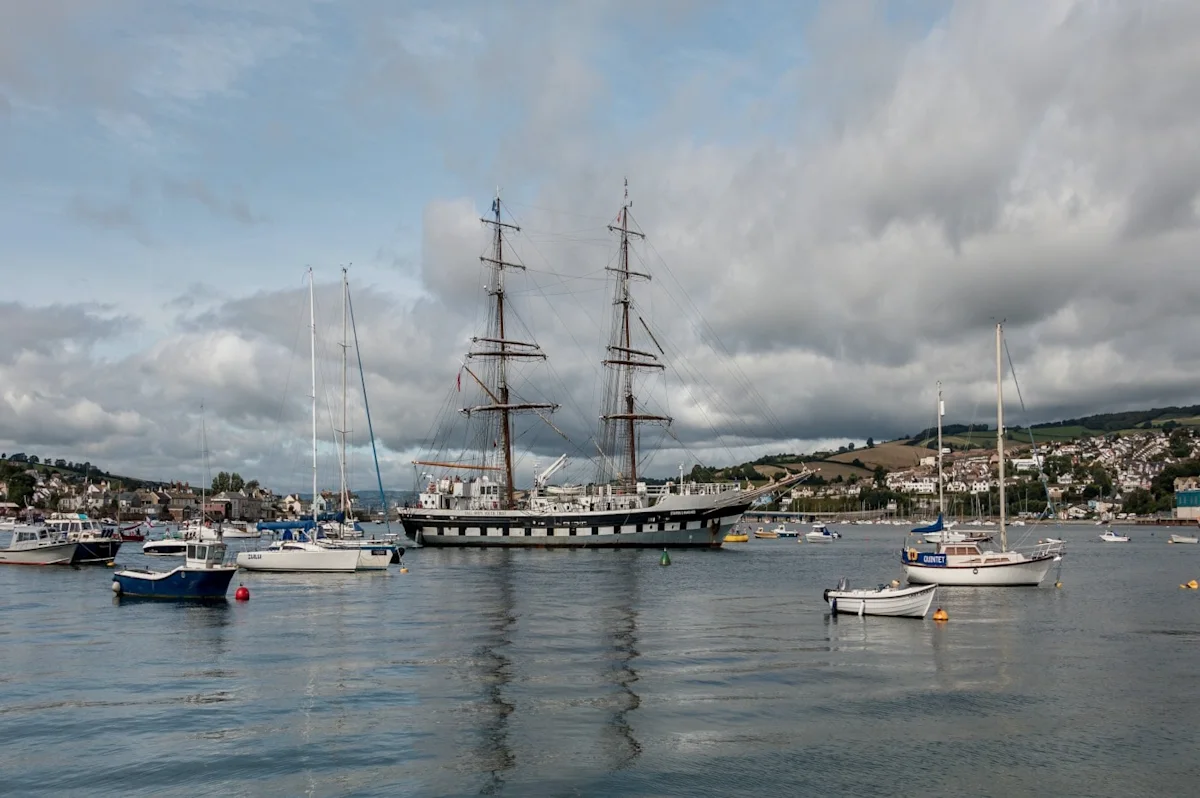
[972,567,979,575]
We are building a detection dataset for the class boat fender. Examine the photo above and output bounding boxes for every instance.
[830,597,837,612]
[111,581,122,594]
[907,548,917,562]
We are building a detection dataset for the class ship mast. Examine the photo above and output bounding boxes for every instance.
[462,192,557,509]
[601,180,671,490]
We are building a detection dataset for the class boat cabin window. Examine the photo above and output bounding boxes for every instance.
[945,544,980,556]
[38,529,49,540]
[17,531,33,542]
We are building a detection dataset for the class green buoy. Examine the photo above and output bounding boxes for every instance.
[660,549,671,566]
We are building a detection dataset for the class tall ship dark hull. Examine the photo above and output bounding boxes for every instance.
[401,500,752,548]
[403,186,807,548]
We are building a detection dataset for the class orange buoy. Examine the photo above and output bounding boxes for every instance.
[1188,580,1199,590]
[234,584,250,601]
[932,608,949,622]
[400,566,409,574]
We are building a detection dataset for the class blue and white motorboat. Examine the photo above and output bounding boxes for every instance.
[112,540,238,599]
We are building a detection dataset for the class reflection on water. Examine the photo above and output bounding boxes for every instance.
[600,567,642,771]
[0,528,1196,796]
[476,550,516,795]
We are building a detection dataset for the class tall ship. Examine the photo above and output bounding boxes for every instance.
[399,184,805,547]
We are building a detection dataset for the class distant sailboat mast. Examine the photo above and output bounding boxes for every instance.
[996,322,1007,552]
[309,267,319,529]
[601,180,671,490]
[338,267,350,524]
[937,381,945,518]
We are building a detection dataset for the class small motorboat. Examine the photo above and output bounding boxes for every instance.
[823,577,937,618]
[753,527,779,539]
[805,523,840,543]
[113,540,238,599]
[0,526,77,566]
[723,529,749,543]
[772,524,798,538]
[1099,529,1130,543]
[1169,533,1199,544]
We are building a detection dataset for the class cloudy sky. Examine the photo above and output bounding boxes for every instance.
[3,0,1199,492]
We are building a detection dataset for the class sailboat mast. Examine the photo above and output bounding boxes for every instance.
[996,322,1007,551]
[493,197,515,509]
[601,180,667,491]
[619,198,637,484]
[340,267,349,521]
[467,194,556,509]
[936,381,944,516]
[310,267,318,528]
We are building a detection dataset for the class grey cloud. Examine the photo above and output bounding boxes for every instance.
[160,177,266,225]
[66,196,155,244]
[13,1,1200,490]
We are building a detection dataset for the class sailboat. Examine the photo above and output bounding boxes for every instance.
[902,324,1059,586]
[236,269,363,574]
[312,268,397,570]
[399,185,806,547]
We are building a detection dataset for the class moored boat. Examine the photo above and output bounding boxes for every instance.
[398,188,805,549]
[753,526,779,539]
[773,524,798,538]
[901,325,1058,587]
[236,532,361,573]
[44,513,122,565]
[0,526,77,566]
[723,529,749,543]
[113,540,238,599]
[823,578,937,618]
[1168,533,1197,544]
[1099,530,1130,543]
[805,522,840,543]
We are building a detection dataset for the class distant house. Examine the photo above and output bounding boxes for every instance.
[211,490,265,522]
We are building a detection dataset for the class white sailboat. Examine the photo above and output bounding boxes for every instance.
[236,268,362,574]
[314,268,394,570]
[902,324,1059,587]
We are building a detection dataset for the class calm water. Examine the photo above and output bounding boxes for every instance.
[1,524,1197,797]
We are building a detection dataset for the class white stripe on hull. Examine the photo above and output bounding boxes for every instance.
[412,516,742,548]
[903,556,1055,586]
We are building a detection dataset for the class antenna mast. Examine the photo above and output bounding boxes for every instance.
[601,179,671,490]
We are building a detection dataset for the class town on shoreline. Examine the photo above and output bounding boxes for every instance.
[5,408,1200,526]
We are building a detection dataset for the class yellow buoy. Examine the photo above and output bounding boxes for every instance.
[400,567,409,574]
[1188,580,1199,590]
[932,608,949,622]
[1055,581,1063,588]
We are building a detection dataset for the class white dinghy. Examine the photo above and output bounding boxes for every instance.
[823,578,937,618]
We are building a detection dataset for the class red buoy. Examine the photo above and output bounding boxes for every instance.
[235,584,250,601]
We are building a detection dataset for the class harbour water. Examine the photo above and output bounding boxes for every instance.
[1,524,1197,796]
